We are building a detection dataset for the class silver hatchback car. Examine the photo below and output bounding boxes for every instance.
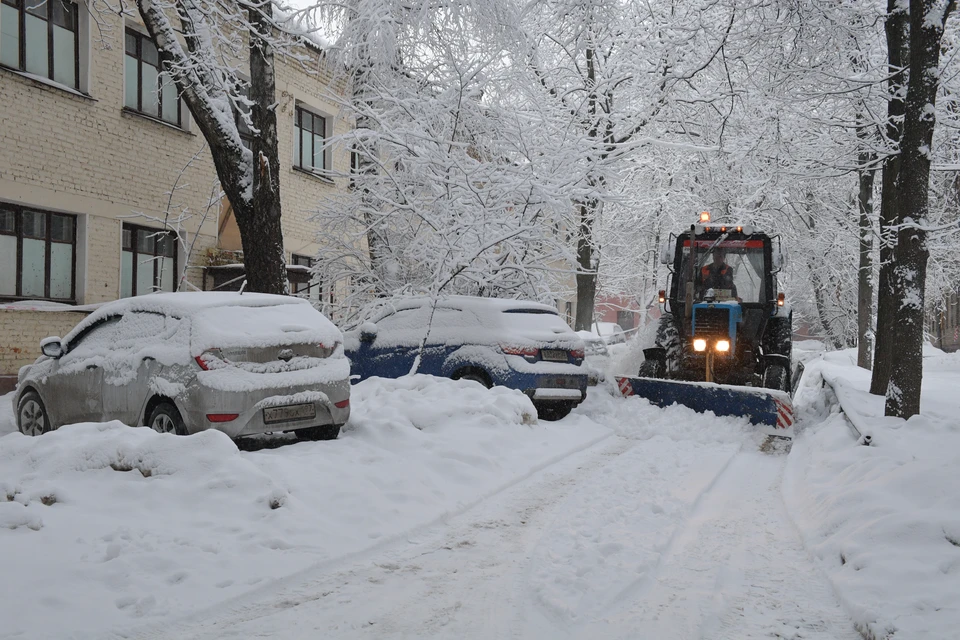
[14,292,351,440]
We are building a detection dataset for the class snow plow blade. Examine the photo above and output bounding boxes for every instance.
[616,376,795,431]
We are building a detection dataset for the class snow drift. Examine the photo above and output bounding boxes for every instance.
[785,348,960,640]
[0,375,607,639]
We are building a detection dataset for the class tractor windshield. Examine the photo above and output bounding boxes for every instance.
[679,240,766,303]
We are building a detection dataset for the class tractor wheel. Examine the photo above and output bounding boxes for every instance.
[763,313,793,357]
[638,359,665,379]
[655,315,683,377]
[762,364,789,392]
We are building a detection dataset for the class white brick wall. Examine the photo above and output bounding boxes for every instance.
[0,309,90,380]
[0,7,353,375]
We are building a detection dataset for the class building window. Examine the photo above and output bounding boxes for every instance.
[290,253,334,303]
[290,254,317,300]
[124,28,181,126]
[0,0,79,89]
[121,223,178,297]
[0,205,76,302]
[294,106,327,172]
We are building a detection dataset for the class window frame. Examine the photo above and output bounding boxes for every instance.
[294,105,328,173]
[0,0,80,90]
[290,253,333,303]
[120,222,179,297]
[0,203,77,303]
[123,27,182,127]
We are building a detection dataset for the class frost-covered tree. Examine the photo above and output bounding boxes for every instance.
[306,0,573,323]
[883,0,956,418]
[119,0,300,293]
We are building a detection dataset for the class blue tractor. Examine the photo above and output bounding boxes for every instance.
[619,213,796,431]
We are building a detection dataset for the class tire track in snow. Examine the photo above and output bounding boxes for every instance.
[112,431,628,640]
[588,449,862,640]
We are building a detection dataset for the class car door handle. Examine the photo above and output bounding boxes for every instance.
[86,364,99,370]
[142,356,155,363]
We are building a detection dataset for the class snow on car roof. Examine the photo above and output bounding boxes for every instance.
[576,330,604,341]
[371,295,559,320]
[63,292,313,345]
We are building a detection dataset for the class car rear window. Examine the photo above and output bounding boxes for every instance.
[191,303,340,354]
[497,309,574,340]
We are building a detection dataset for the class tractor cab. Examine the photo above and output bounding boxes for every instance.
[645,213,791,390]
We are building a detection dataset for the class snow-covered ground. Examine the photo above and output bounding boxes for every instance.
[784,346,960,640]
[2,343,959,639]
[0,377,610,639]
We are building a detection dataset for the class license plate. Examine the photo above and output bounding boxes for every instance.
[539,376,579,389]
[541,349,568,362]
[263,403,316,424]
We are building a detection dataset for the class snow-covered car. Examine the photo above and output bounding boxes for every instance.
[344,296,588,420]
[13,292,350,440]
[593,321,626,345]
[576,330,609,385]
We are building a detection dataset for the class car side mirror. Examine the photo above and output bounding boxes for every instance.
[359,322,378,344]
[40,337,63,359]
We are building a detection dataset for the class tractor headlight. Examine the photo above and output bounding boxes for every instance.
[715,340,730,352]
[693,339,707,352]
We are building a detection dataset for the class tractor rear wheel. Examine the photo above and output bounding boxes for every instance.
[762,364,789,392]
[763,313,793,357]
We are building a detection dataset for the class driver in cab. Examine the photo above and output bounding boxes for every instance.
[701,248,738,300]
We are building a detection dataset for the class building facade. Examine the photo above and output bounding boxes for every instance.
[0,1,351,389]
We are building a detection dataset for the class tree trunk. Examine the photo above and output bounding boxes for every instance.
[870,0,908,393]
[885,0,955,418]
[352,59,393,295]
[809,261,845,350]
[138,0,287,295]
[857,164,875,369]
[242,3,287,294]
[574,198,598,331]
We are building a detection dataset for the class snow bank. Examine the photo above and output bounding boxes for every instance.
[0,376,608,639]
[0,391,15,437]
[784,349,960,640]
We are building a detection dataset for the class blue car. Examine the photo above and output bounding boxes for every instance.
[343,296,588,420]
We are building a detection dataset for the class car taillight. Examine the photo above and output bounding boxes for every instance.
[501,345,539,358]
[206,413,239,423]
[334,399,350,409]
[571,347,585,359]
[195,348,226,370]
[317,341,340,358]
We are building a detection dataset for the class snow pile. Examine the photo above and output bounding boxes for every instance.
[0,376,607,639]
[785,348,960,640]
[0,391,14,436]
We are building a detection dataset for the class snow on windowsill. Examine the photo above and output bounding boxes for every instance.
[0,300,103,312]
[0,65,95,101]
[121,108,193,136]
[292,166,335,185]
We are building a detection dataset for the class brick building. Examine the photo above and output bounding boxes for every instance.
[0,2,352,390]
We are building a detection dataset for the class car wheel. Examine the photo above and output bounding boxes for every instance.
[148,402,186,435]
[535,402,574,421]
[453,370,492,389]
[18,391,51,436]
[295,424,341,441]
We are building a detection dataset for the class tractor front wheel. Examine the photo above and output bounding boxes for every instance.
[638,358,665,379]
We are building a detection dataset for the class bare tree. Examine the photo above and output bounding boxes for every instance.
[884,0,956,418]
[133,0,289,293]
